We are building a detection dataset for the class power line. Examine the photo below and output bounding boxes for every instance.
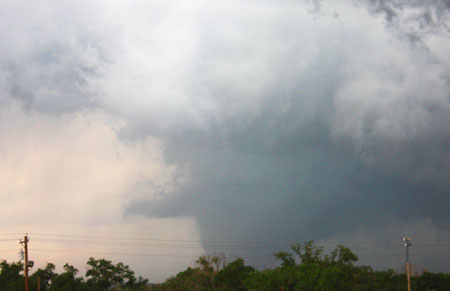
[29,232,291,246]
[28,247,449,260]
[31,238,285,250]
[27,232,450,246]
[359,253,449,258]
[32,248,218,258]
[2,232,449,263]
[28,238,450,252]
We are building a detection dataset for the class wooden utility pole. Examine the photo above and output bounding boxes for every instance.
[403,237,412,291]
[406,262,411,291]
[37,276,40,291]
[20,235,29,291]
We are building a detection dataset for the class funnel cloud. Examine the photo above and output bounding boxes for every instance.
[0,0,449,279]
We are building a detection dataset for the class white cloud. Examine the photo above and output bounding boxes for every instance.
[0,103,203,282]
[0,0,449,277]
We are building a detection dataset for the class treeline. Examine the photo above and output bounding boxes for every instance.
[1,242,449,290]
[150,241,450,291]
[0,257,148,291]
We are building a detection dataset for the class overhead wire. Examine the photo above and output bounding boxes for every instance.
[1,232,448,261]
[31,248,201,258]
[28,239,449,252]
[0,249,20,252]
[26,247,450,260]
[31,238,286,250]
[29,232,286,245]
[28,232,450,246]
[28,238,449,251]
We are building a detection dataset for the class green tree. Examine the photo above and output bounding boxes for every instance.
[214,258,254,290]
[49,263,85,291]
[245,267,299,291]
[0,260,24,291]
[416,272,450,291]
[152,253,230,291]
[291,241,325,265]
[371,269,407,291]
[29,262,56,291]
[85,257,145,290]
[273,251,296,267]
[85,258,116,290]
[246,241,361,291]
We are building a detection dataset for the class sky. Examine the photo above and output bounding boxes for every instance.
[0,0,449,282]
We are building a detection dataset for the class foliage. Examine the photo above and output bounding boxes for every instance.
[1,242,450,290]
[0,260,24,291]
[244,241,361,290]
[49,263,85,291]
[29,262,56,291]
[0,258,146,291]
[273,251,296,267]
[85,257,147,290]
[149,253,230,291]
[147,242,450,290]
[214,258,254,290]
[415,272,450,291]
[245,241,393,291]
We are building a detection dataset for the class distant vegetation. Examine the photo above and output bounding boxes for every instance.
[0,257,148,291]
[1,241,449,290]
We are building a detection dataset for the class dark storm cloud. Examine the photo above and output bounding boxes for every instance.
[122,0,450,269]
[364,0,450,36]
[1,0,449,271]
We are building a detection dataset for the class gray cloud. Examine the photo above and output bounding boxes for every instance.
[1,0,449,272]
[122,0,450,269]
[0,1,110,113]
[364,0,450,39]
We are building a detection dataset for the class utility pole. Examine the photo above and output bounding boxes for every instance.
[20,235,29,291]
[403,237,412,291]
